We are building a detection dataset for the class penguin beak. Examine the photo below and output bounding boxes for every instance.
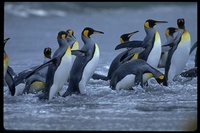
[93,30,104,34]
[155,21,168,24]
[4,38,10,44]
[128,30,139,38]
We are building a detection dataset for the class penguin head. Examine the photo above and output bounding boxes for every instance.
[144,19,168,28]
[177,18,185,29]
[43,47,52,59]
[82,27,104,38]
[120,30,139,43]
[66,29,76,39]
[155,74,168,86]
[57,31,67,40]
[165,27,178,37]
[3,38,10,49]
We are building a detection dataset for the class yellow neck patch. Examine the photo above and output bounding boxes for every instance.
[61,34,66,39]
[68,30,73,36]
[131,53,139,60]
[159,75,164,80]
[181,30,191,44]
[144,22,150,28]
[120,38,124,43]
[83,30,89,38]
[165,29,170,37]
[71,41,79,50]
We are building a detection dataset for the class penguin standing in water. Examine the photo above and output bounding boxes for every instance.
[115,19,167,86]
[62,27,104,97]
[115,19,168,69]
[110,59,167,90]
[3,38,16,96]
[158,27,178,68]
[92,30,141,80]
[164,18,191,85]
[25,31,73,100]
[5,47,52,95]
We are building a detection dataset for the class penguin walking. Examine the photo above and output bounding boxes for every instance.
[115,19,168,69]
[115,19,167,86]
[92,30,141,80]
[62,27,104,97]
[25,31,73,100]
[158,27,178,68]
[110,59,167,90]
[164,18,191,85]
[3,38,16,96]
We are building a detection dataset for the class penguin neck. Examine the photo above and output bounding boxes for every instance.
[57,38,69,48]
[165,35,174,44]
[145,28,156,38]
[66,36,76,46]
[81,35,94,45]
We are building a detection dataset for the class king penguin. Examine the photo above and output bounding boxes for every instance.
[62,27,104,97]
[115,19,168,69]
[158,27,178,68]
[92,30,140,80]
[164,18,191,85]
[110,59,167,90]
[66,29,79,51]
[25,31,73,100]
[3,38,16,96]
[22,47,52,94]
[115,19,168,86]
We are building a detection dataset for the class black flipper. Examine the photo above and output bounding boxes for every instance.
[115,41,143,50]
[5,70,16,96]
[180,67,197,78]
[71,50,87,57]
[190,41,197,54]
[162,42,174,48]
[24,58,56,80]
[92,73,108,80]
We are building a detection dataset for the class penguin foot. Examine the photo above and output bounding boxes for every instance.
[37,93,48,100]
[62,90,80,97]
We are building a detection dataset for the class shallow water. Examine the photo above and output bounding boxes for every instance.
[3,2,197,131]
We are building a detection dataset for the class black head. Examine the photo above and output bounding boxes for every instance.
[165,27,178,37]
[155,74,168,86]
[57,31,67,39]
[177,18,185,29]
[144,19,168,28]
[44,47,52,59]
[82,27,104,38]
[66,29,75,38]
[120,31,139,43]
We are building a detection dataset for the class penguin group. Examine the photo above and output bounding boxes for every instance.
[4,18,197,101]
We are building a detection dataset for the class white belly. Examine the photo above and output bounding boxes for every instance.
[79,43,100,94]
[147,31,161,68]
[116,74,135,90]
[49,47,72,100]
[168,36,191,82]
